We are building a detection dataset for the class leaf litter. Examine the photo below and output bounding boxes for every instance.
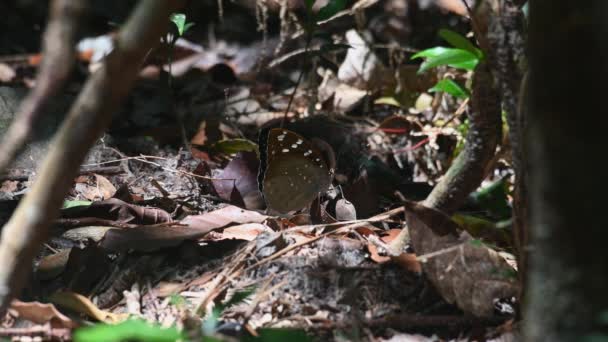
[0,1,519,340]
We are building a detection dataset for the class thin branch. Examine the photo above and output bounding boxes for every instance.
[0,0,184,314]
[0,0,86,174]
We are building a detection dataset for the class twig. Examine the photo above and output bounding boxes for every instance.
[0,0,86,174]
[84,155,232,181]
[282,35,312,127]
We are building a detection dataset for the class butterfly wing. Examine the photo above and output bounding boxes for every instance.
[261,128,332,213]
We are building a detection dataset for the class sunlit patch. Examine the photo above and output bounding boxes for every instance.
[282,149,289,153]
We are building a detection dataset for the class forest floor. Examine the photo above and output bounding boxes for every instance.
[0,0,519,341]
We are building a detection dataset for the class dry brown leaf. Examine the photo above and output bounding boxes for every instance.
[48,291,128,324]
[10,299,76,328]
[181,205,267,228]
[99,206,268,252]
[217,223,273,241]
[0,180,19,193]
[62,198,172,225]
[404,200,517,317]
[94,174,117,199]
[37,249,71,280]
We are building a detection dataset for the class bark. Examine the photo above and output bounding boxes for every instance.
[525,1,608,340]
[423,61,502,214]
[486,0,528,302]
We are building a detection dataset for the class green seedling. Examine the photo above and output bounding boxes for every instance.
[412,29,484,99]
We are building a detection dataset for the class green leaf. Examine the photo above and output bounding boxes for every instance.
[169,294,186,307]
[316,0,347,22]
[213,139,259,155]
[429,79,470,99]
[415,48,479,73]
[170,13,190,36]
[202,287,255,335]
[469,177,512,220]
[438,29,483,58]
[74,319,183,342]
[219,287,255,311]
[63,200,92,209]
[411,46,451,59]
[183,22,195,33]
[243,328,313,341]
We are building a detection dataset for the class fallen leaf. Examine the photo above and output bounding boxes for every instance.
[181,205,267,228]
[404,200,518,317]
[94,174,117,199]
[333,83,367,113]
[0,180,19,193]
[100,206,267,252]
[218,223,273,241]
[99,225,215,252]
[61,198,172,225]
[37,249,71,280]
[49,291,128,324]
[10,300,76,328]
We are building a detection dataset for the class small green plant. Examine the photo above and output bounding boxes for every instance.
[74,319,184,342]
[169,293,187,308]
[201,287,255,336]
[163,13,196,147]
[73,287,312,342]
[412,29,484,99]
[170,13,195,37]
[165,13,195,85]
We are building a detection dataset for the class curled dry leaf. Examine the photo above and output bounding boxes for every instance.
[37,249,71,280]
[94,174,117,199]
[48,291,128,324]
[212,152,264,210]
[10,300,76,328]
[61,198,172,225]
[404,200,517,317]
[99,205,268,252]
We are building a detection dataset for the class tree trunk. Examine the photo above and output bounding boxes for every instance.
[525,1,608,340]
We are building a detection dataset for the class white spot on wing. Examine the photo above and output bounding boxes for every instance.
[282,149,289,153]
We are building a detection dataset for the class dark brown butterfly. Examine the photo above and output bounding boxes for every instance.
[258,128,333,214]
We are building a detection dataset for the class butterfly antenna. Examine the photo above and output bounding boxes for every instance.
[281,36,312,128]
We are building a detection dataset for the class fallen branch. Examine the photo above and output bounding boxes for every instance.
[0,0,85,174]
